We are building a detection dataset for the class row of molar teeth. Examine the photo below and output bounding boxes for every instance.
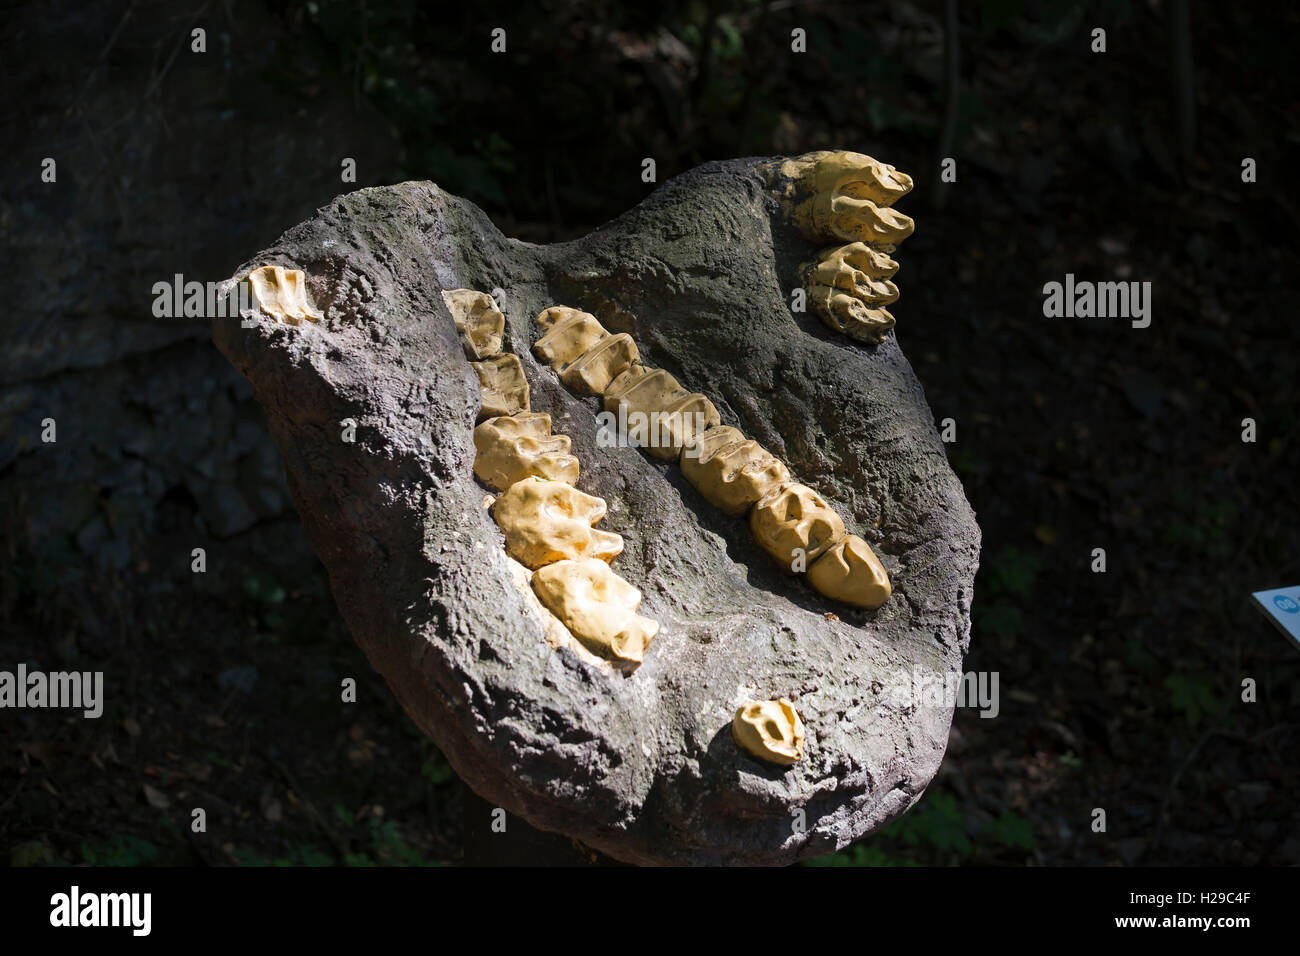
[442,289,658,672]
[532,304,891,613]
[531,305,812,765]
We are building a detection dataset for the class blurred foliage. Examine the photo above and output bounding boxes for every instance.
[805,790,1037,865]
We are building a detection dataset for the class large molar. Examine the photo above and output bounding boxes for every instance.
[246,265,324,325]
[775,150,915,247]
[470,353,531,420]
[679,425,790,516]
[441,288,505,360]
[492,476,623,570]
[807,533,892,610]
[473,412,580,491]
[749,482,846,570]
[604,365,721,460]
[732,698,805,766]
[533,306,639,395]
[531,558,658,670]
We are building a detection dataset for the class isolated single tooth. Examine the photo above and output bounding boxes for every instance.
[680,425,791,516]
[732,698,805,766]
[531,558,658,670]
[247,265,324,325]
[604,367,720,460]
[533,306,639,395]
[492,476,623,570]
[750,482,846,569]
[807,534,891,609]
[470,353,530,420]
[473,412,580,491]
[441,289,505,360]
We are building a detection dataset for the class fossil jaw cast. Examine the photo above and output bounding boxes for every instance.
[473,412,580,491]
[246,265,324,325]
[732,698,806,766]
[531,558,659,671]
[441,289,506,359]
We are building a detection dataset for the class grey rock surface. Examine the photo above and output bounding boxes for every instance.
[211,157,981,865]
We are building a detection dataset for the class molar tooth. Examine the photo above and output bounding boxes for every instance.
[531,558,658,670]
[828,196,915,246]
[604,367,720,459]
[470,353,530,420]
[473,412,580,490]
[836,242,900,278]
[750,482,846,569]
[680,425,790,516]
[441,289,505,359]
[807,534,892,610]
[247,265,324,325]
[811,289,897,345]
[532,307,640,395]
[560,333,639,395]
[492,476,623,569]
[534,308,610,366]
[782,151,914,245]
[732,698,805,766]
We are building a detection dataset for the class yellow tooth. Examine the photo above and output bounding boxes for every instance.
[806,262,899,306]
[835,242,900,278]
[441,289,505,360]
[732,698,805,766]
[531,558,658,670]
[680,425,790,516]
[492,475,622,570]
[473,412,580,491]
[828,196,915,246]
[604,366,720,460]
[470,353,530,420]
[533,307,639,395]
[807,534,891,609]
[771,150,915,248]
[750,482,846,570]
[246,265,324,325]
[534,308,610,366]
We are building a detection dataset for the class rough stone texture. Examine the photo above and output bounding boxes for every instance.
[211,157,981,866]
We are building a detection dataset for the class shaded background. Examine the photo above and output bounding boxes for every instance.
[2,0,1298,866]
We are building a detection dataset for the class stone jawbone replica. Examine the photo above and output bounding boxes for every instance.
[212,153,981,866]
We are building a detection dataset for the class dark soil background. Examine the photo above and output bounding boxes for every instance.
[2,0,1298,866]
